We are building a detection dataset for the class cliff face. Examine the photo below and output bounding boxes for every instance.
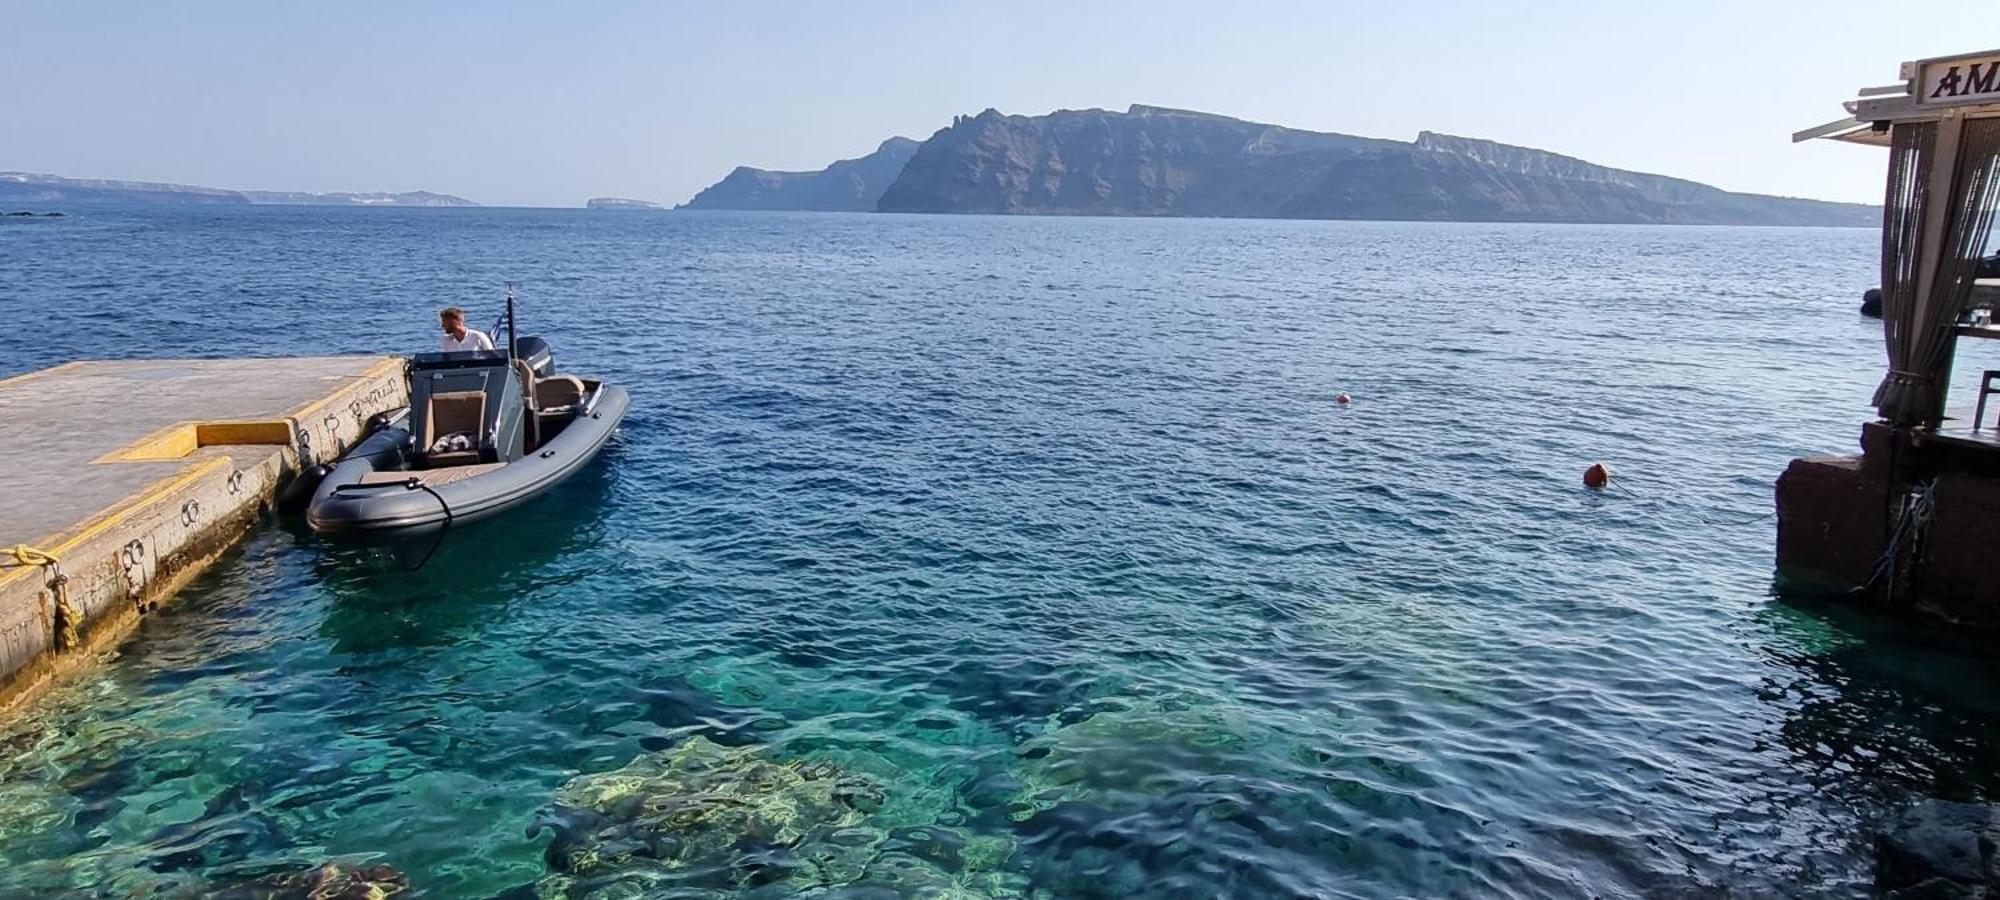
[870,107,1875,226]
[875,106,1401,217]
[681,137,920,211]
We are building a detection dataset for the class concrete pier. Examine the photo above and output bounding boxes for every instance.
[0,357,406,711]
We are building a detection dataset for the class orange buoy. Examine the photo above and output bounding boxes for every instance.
[1335,392,1351,405]
[1583,462,1612,489]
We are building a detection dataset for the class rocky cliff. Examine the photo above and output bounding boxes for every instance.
[0,172,477,207]
[861,106,1873,226]
[681,137,920,211]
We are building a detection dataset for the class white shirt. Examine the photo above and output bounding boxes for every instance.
[440,328,495,353]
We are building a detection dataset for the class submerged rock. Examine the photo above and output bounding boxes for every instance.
[1005,702,1252,821]
[1878,799,2000,897]
[523,736,1018,897]
[200,861,409,899]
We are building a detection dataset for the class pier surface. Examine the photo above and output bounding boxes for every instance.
[0,357,406,710]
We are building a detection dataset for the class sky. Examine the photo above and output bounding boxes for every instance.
[3,1,1992,208]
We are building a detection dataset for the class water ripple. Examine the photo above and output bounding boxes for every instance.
[0,209,1994,897]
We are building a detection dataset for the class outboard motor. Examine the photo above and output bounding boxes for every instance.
[513,335,554,378]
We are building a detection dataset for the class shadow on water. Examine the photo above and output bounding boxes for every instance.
[1761,586,2000,803]
[304,462,616,654]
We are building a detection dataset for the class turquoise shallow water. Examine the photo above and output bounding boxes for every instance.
[3,208,2000,897]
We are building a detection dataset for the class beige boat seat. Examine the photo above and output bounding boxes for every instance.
[535,375,587,413]
[424,390,486,467]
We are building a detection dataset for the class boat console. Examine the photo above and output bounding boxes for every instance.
[408,349,527,468]
[407,331,594,468]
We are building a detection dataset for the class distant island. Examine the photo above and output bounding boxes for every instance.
[689,105,1875,227]
[0,172,477,207]
[586,197,664,210]
[682,137,919,212]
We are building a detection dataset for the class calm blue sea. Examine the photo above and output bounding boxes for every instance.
[1,206,1997,898]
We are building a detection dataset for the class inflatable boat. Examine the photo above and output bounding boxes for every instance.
[307,295,628,537]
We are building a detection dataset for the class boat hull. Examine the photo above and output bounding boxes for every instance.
[307,384,629,537]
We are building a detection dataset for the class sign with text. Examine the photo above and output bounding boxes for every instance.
[1918,52,2000,106]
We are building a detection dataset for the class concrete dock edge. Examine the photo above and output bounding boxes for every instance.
[0,357,408,714]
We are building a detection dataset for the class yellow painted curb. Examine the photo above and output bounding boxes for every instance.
[94,420,296,464]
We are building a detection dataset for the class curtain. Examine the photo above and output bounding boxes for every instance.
[1874,117,2000,427]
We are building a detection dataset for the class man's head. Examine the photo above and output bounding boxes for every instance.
[440,307,466,337]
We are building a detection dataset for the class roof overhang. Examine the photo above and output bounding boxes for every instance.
[1796,48,2000,145]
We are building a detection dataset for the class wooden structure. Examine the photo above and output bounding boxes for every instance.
[1779,50,2000,622]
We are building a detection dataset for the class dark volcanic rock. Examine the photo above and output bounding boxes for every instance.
[1878,800,2000,897]
[872,105,1875,226]
[682,137,920,212]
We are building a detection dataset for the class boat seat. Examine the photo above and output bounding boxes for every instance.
[423,390,486,466]
[514,359,543,450]
[535,375,587,413]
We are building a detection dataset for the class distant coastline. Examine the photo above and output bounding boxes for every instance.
[0,172,477,208]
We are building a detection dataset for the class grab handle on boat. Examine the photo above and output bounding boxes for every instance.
[330,477,421,493]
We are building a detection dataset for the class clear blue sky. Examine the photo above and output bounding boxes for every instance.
[3,1,1988,208]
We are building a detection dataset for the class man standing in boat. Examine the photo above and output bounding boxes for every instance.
[438,306,495,352]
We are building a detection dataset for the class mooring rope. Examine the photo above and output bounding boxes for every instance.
[407,482,455,572]
[4,544,79,651]
[1863,479,1937,600]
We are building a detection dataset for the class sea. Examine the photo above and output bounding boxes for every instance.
[1,206,1998,898]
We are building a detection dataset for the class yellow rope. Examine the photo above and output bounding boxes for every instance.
[4,544,60,570]
[3,544,77,651]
